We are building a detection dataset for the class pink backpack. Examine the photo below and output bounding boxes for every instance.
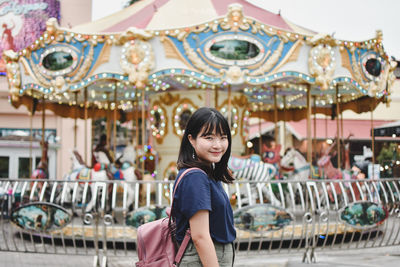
[135,168,202,267]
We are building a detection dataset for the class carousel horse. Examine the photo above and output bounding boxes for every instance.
[30,140,49,199]
[92,147,140,211]
[317,137,353,204]
[31,140,49,179]
[280,148,324,210]
[64,150,138,213]
[280,148,310,181]
[228,154,281,206]
[61,150,109,212]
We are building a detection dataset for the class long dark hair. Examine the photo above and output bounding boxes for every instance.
[177,107,234,183]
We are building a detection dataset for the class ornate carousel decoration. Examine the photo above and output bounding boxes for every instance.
[172,99,198,137]
[308,39,336,90]
[3,0,399,248]
[120,39,155,89]
[149,103,167,144]
[219,105,239,136]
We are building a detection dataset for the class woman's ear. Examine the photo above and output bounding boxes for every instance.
[188,134,195,146]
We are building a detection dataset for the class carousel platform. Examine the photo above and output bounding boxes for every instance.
[45,219,366,243]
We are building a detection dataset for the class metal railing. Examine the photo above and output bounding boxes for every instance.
[1,177,400,265]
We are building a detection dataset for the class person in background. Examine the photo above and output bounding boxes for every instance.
[173,107,236,267]
[92,134,113,166]
[262,135,281,165]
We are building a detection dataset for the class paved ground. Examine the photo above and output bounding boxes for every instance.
[1,246,400,267]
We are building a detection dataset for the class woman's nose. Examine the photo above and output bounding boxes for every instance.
[212,138,223,147]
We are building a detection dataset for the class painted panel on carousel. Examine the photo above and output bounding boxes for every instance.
[11,202,71,232]
[339,201,388,229]
[204,34,264,66]
[126,205,168,228]
[234,204,293,232]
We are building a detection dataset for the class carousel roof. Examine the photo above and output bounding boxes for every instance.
[73,0,314,35]
[4,0,397,121]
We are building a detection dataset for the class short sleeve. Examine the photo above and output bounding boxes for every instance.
[175,170,211,219]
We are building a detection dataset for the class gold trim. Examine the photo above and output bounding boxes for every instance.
[28,57,51,87]
[87,42,112,76]
[250,39,284,76]
[340,48,355,78]
[232,95,248,108]
[149,100,168,145]
[71,44,95,83]
[182,38,219,76]
[272,40,303,71]
[158,92,180,106]
[172,98,199,138]
[160,37,197,71]
[162,37,182,60]
[217,100,239,136]
[163,161,178,180]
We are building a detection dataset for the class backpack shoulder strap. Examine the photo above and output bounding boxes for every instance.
[171,167,205,206]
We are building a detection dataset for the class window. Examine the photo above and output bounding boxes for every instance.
[0,156,9,178]
[18,157,40,178]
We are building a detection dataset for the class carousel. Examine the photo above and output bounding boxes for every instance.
[3,0,398,250]
[4,0,397,178]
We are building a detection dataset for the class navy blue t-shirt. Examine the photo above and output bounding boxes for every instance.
[173,168,236,244]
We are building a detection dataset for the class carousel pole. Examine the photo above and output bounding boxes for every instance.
[340,101,344,169]
[84,88,88,164]
[283,95,287,152]
[113,84,117,158]
[306,85,312,163]
[273,86,279,143]
[29,102,33,177]
[336,84,341,169]
[258,103,262,157]
[141,90,146,173]
[41,95,45,150]
[135,88,139,152]
[74,92,78,148]
[371,103,375,166]
[313,96,317,163]
[106,92,111,149]
[228,84,232,127]
[214,84,219,108]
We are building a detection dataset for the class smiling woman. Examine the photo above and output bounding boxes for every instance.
[174,107,236,267]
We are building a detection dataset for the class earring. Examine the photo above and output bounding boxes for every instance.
[192,151,196,159]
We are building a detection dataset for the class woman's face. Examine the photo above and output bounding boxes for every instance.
[188,127,228,164]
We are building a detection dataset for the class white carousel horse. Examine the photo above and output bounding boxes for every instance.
[61,150,108,212]
[64,150,137,213]
[280,148,321,210]
[228,154,281,206]
[280,148,310,181]
[119,141,137,165]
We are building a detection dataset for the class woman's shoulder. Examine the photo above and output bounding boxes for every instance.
[177,168,209,184]
[179,167,207,178]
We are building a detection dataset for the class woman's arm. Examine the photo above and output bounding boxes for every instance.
[189,210,219,267]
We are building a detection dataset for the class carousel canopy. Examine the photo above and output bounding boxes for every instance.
[73,0,315,35]
[4,0,397,121]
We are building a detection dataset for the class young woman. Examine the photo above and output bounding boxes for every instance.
[173,107,236,267]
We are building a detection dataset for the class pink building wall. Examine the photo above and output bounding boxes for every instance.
[0,0,93,179]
